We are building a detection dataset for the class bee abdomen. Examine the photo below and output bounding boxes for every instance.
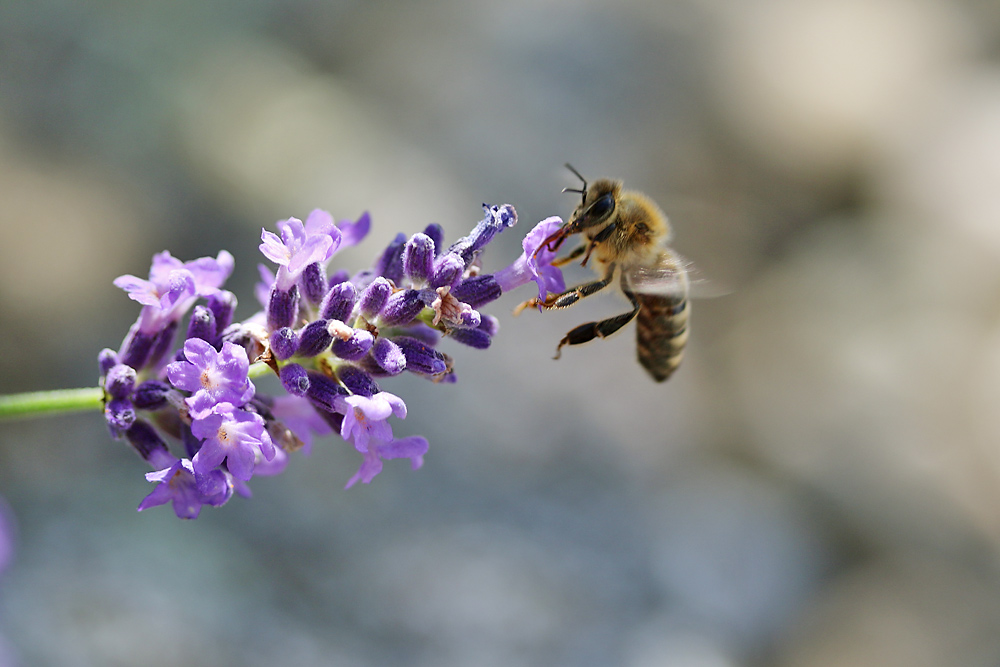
[635,294,688,382]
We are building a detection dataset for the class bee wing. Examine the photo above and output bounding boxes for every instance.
[625,256,691,297]
[626,253,726,299]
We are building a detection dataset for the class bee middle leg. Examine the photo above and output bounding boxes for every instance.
[554,289,640,359]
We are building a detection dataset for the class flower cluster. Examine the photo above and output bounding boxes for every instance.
[99,204,566,518]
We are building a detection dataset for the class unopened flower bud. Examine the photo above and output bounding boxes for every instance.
[380,289,425,326]
[402,233,435,284]
[320,281,357,323]
[300,262,328,307]
[270,327,299,361]
[330,329,374,361]
[337,365,380,397]
[359,277,392,319]
[296,320,333,357]
[371,337,406,375]
[105,364,136,399]
[279,363,309,396]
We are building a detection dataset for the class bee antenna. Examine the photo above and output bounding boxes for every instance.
[564,163,587,187]
[564,163,587,203]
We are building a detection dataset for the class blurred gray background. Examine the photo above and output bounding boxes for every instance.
[2,0,1000,665]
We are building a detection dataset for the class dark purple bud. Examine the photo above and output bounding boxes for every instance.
[451,275,502,308]
[447,204,518,267]
[394,336,449,376]
[320,281,357,322]
[328,269,350,286]
[125,420,170,463]
[98,348,119,376]
[374,232,407,285]
[403,233,435,284]
[280,363,310,396]
[429,253,464,289]
[423,223,445,255]
[380,289,425,326]
[270,327,299,361]
[267,285,299,331]
[105,364,136,399]
[337,365,380,397]
[371,337,406,375]
[449,327,492,349]
[119,328,155,370]
[330,329,374,361]
[207,291,237,334]
[105,397,136,435]
[296,319,333,357]
[479,314,500,338]
[359,277,392,319]
[300,262,328,307]
[147,320,180,370]
[306,371,348,412]
[186,305,217,344]
[133,380,172,410]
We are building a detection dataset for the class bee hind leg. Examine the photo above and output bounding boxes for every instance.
[554,293,640,360]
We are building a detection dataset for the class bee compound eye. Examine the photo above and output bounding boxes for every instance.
[589,193,615,220]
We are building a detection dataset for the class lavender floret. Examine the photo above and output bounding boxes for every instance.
[185,306,217,344]
[337,365,380,398]
[380,290,425,327]
[206,291,237,334]
[300,262,328,307]
[451,275,502,308]
[270,327,299,361]
[330,328,374,361]
[296,320,333,358]
[133,380,172,410]
[402,233,435,284]
[374,233,407,286]
[358,277,392,320]
[320,281,357,322]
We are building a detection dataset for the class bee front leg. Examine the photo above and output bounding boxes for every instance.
[514,262,616,315]
[554,287,640,359]
[551,244,586,268]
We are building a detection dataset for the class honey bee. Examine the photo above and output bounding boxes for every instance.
[517,165,689,382]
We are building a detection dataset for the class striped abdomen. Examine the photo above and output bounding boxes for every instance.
[634,292,689,382]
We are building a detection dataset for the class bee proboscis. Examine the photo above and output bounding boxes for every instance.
[516,165,690,382]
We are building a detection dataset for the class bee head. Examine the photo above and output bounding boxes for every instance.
[567,178,621,233]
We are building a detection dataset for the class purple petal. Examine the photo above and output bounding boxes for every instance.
[338,211,371,248]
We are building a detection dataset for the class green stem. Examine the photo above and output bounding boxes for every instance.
[0,388,104,421]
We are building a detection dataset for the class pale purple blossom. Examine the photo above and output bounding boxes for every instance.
[190,405,276,481]
[493,216,566,301]
[138,457,234,519]
[335,391,407,453]
[166,339,255,419]
[260,216,339,290]
[115,250,234,333]
[345,435,428,488]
